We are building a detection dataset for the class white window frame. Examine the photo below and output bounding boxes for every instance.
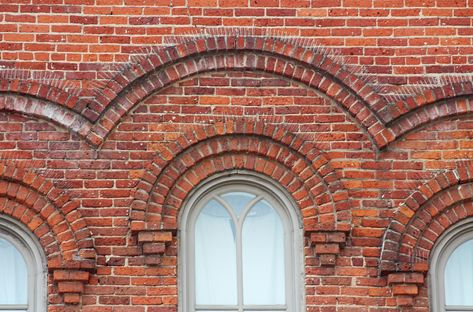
[430,218,473,312]
[179,170,305,312]
[0,216,47,312]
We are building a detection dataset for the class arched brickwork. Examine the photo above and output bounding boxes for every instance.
[0,94,92,141]
[0,163,96,265]
[389,96,473,139]
[380,162,473,273]
[130,121,351,232]
[0,164,96,304]
[4,39,473,151]
[379,163,473,306]
[379,81,473,123]
[0,79,80,111]
[86,38,473,149]
[87,37,392,148]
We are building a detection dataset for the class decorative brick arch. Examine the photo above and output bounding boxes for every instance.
[0,93,92,142]
[379,163,473,306]
[389,95,473,139]
[130,122,351,265]
[0,79,80,111]
[5,41,473,151]
[379,81,473,124]
[85,37,393,148]
[0,164,96,304]
[4,42,473,151]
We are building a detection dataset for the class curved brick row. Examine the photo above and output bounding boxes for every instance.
[389,96,473,139]
[0,79,80,111]
[380,81,473,124]
[92,37,384,119]
[130,121,352,233]
[2,38,473,151]
[0,197,63,261]
[0,94,92,140]
[383,198,473,307]
[0,163,96,265]
[87,38,392,148]
[403,200,473,265]
[380,163,473,273]
[0,164,97,304]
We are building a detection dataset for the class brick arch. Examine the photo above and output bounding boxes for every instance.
[0,164,96,266]
[380,81,473,124]
[407,200,473,264]
[130,122,351,232]
[160,153,329,230]
[0,93,92,143]
[0,78,80,111]
[0,164,96,303]
[86,37,392,148]
[389,95,473,140]
[380,162,473,273]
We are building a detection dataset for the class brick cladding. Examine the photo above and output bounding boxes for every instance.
[1,1,473,311]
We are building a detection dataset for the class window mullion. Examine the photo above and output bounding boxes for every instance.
[237,213,244,312]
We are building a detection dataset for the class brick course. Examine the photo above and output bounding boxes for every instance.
[2,1,473,311]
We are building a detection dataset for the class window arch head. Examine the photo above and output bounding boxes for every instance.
[179,171,304,312]
[431,219,473,312]
[0,216,47,312]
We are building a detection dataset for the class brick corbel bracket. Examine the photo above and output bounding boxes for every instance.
[136,230,174,265]
[385,263,429,307]
[306,223,351,266]
[49,258,96,304]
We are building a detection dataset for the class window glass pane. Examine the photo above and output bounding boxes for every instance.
[221,192,256,218]
[195,200,237,305]
[242,200,285,305]
[0,238,28,305]
[445,239,473,306]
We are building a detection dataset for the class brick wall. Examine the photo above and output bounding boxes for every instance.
[2,1,473,311]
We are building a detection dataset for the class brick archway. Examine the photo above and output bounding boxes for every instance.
[0,164,96,304]
[130,122,351,265]
[380,163,473,273]
[86,37,392,148]
[380,81,473,124]
[0,94,92,141]
[379,163,473,306]
[3,39,473,150]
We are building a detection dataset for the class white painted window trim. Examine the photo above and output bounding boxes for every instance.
[0,216,47,312]
[430,218,473,312]
[179,170,305,312]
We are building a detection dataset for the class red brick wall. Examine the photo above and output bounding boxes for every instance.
[2,1,473,311]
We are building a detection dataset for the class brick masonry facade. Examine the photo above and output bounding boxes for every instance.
[2,1,473,311]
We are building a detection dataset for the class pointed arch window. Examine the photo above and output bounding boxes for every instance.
[180,173,303,312]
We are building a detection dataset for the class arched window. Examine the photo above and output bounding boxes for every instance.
[179,172,304,312]
[431,219,473,312]
[0,216,47,312]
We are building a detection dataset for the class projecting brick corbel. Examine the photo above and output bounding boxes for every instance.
[387,270,427,307]
[47,255,96,305]
[137,231,174,265]
[52,269,91,304]
[307,224,350,266]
